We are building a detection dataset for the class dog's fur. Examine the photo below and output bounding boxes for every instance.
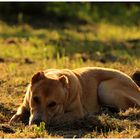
[10,67,140,125]
[132,70,140,87]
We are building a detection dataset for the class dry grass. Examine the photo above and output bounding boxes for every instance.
[0,21,140,138]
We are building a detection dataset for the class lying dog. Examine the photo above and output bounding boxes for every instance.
[10,67,140,125]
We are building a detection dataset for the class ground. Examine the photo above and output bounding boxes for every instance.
[0,21,140,138]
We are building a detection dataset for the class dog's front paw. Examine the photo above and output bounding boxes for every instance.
[9,114,23,125]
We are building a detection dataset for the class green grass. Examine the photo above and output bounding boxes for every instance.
[0,20,140,138]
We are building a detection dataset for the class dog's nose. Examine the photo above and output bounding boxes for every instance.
[31,119,42,126]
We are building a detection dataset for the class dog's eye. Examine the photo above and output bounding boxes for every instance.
[48,101,56,108]
[33,96,40,104]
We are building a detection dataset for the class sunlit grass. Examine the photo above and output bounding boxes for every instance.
[0,20,140,138]
[97,23,140,41]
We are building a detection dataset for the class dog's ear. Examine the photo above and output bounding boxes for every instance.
[31,72,45,84]
[58,75,69,88]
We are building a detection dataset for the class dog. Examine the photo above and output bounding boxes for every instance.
[10,67,140,125]
[132,70,140,87]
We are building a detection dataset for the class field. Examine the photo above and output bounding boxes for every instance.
[0,20,140,138]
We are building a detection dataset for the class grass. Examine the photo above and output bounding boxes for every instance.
[0,20,140,138]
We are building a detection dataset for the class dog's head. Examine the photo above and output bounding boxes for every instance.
[29,71,69,125]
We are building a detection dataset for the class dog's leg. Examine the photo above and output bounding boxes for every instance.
[98,79,140,110]
[9,85,31,124]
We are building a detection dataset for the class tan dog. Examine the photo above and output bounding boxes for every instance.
[10,67,140,125]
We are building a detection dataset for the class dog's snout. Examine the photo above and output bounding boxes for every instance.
[31,119,42,126]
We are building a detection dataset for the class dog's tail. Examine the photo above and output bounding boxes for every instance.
[131,71,140,87]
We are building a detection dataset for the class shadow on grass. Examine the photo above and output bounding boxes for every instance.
[46,114,107,138]
[0,103,13,118]
[45,107,140,138]
[1,106,140,138]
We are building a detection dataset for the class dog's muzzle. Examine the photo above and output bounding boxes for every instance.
[30,118,42,126]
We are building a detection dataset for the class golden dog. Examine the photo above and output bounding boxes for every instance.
[10,67,140,125]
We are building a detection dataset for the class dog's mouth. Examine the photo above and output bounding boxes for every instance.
[29,114,53,126]
[29,118,44,126]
